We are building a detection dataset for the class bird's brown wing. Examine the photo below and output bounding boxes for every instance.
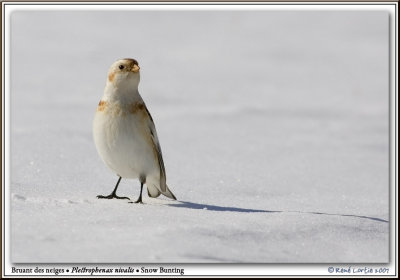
[144,105,167,192]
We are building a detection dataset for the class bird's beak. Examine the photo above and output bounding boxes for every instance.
[131,64,140,73]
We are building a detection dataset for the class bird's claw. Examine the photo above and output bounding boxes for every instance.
[128,200,143,204]
[97,194,130,200]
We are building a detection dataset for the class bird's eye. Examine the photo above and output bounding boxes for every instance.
[119,65,124,70]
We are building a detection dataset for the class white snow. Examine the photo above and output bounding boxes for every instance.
[9,10,389,263]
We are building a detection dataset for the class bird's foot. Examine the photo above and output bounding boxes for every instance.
[97,193,130,200]
[128,198,143,204]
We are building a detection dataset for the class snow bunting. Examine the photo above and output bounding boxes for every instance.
[93,58,177,203]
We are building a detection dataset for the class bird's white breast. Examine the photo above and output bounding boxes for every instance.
[93,101,159,179]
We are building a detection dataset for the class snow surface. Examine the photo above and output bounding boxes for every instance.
[10,10,389,263]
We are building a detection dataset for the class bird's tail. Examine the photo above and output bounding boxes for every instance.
[163,184,177,200]
[147,184,177,200]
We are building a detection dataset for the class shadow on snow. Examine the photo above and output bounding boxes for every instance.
[169,200,281,213]
[168,200,388,223]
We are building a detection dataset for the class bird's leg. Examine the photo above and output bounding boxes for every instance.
[135,183,144,203]
[129,182,144,204]
[97,176,130,200]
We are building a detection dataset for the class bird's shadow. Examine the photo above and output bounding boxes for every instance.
[168,200,388,223]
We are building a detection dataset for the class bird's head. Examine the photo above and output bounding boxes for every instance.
[106,58,140,90]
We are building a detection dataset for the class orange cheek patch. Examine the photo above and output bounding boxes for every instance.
[108,71,115,82]
[97,100,106,111]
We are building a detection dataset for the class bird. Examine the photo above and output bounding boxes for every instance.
[93,58,177,203]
